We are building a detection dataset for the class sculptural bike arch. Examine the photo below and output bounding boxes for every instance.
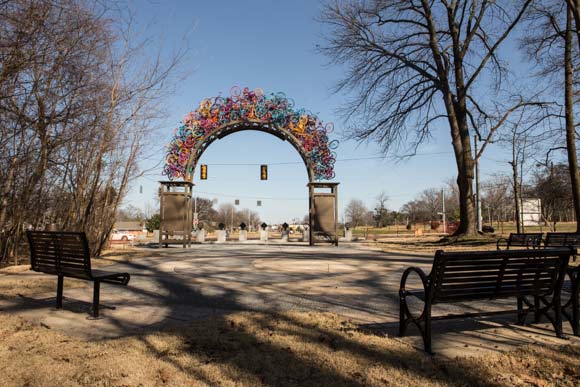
[159,86,339,246]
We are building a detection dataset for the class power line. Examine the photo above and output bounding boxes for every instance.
[194,191,306,201]
[151,151,453,168]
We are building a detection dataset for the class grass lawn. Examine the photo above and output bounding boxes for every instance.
[352,222,578,237]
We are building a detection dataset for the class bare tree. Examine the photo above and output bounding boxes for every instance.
[0,0,187,261]
[481,174,512,228]
[530,163,574,230]
[523,1,580,231]
[496,106,551,233]
[345,198,368,228]
[319,0,540,236]
[373,191,389,227]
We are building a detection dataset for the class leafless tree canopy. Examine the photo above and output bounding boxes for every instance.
[345,198,369,228]
[521,0,580,232]
[319,0,537,235]
[0,0,185,262]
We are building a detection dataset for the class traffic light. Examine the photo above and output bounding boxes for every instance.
[260,164,268,180]
[200,164,207,180]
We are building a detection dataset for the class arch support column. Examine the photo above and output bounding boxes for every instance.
[308,182,339,246]
[159,181,193,248]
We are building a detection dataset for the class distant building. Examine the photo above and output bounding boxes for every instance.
[114,221,147,235]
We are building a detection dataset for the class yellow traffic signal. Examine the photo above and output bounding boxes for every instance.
[260,164,267,180]
[200,164,207,180]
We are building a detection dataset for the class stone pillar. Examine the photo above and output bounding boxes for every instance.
[281,230,290,242]
[239,230,248,242]
[260,230,269,241]
[196,230,205,243]
[216,230,227,243]
[159,181,193,248]
[308,182,340,246]
[344,229,353,242]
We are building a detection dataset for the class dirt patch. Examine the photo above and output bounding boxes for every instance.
[0,311,578,386]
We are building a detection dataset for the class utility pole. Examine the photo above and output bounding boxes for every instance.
[474,135,482,232]
[193,196,198,231]
[232,199,239,232]
[441,190,447,234]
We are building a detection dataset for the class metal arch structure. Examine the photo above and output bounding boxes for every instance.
[182,120,315,183]
[160,87,339,246]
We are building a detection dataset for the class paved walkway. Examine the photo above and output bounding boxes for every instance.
[1,243,577,357]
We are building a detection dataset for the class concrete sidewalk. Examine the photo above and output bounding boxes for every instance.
[1,243,577,357]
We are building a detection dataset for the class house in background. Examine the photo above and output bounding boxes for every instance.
[113,221,147,236]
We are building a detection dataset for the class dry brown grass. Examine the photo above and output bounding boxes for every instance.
[369,235,499,256]
[0,310,579,387]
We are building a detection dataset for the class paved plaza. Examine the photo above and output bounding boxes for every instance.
[1,243,577,357]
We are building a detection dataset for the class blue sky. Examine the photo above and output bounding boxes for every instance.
[125,0,518,224]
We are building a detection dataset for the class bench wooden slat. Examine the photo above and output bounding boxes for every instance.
[544,233,580,248]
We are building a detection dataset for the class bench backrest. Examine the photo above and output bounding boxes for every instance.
[544,232,580,248]
[429,248,570,304]
[507,233,543,248]
[27,231,92,279]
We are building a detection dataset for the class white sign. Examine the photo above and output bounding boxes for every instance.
[520,198,541,226]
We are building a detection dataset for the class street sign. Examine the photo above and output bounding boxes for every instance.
[235,199,240,205]
[257,200,262,206]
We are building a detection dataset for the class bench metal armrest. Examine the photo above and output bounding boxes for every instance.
[91,270,130,286]
[496,238,508,250]
[399,267,429,297]
[527,239,540,249]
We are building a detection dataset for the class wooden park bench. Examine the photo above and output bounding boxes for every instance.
[399,248,572,353]
[496,232,543,250]
[26,231,130,317]
[543,232,580,336]
[544,232,580,250]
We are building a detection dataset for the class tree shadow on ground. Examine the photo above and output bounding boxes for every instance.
[1,247,577,386]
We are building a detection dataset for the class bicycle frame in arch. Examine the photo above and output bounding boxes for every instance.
[163,87,338,183]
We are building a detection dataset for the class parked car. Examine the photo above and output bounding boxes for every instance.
[110,229,136,241]
[482,225,495,233]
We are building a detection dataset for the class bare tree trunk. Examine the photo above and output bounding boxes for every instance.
[565,5,580,232]
[511,160,522,234]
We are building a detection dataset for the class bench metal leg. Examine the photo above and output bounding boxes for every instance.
[56,275,64,309]
[568,268,579,336]
[399,295,408,337]
[516,297,527,325]
[553,293,564,338]
[399,295,433,354]
[92,281,100,318]
[423,304,432,354]
[573,284,579,336]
